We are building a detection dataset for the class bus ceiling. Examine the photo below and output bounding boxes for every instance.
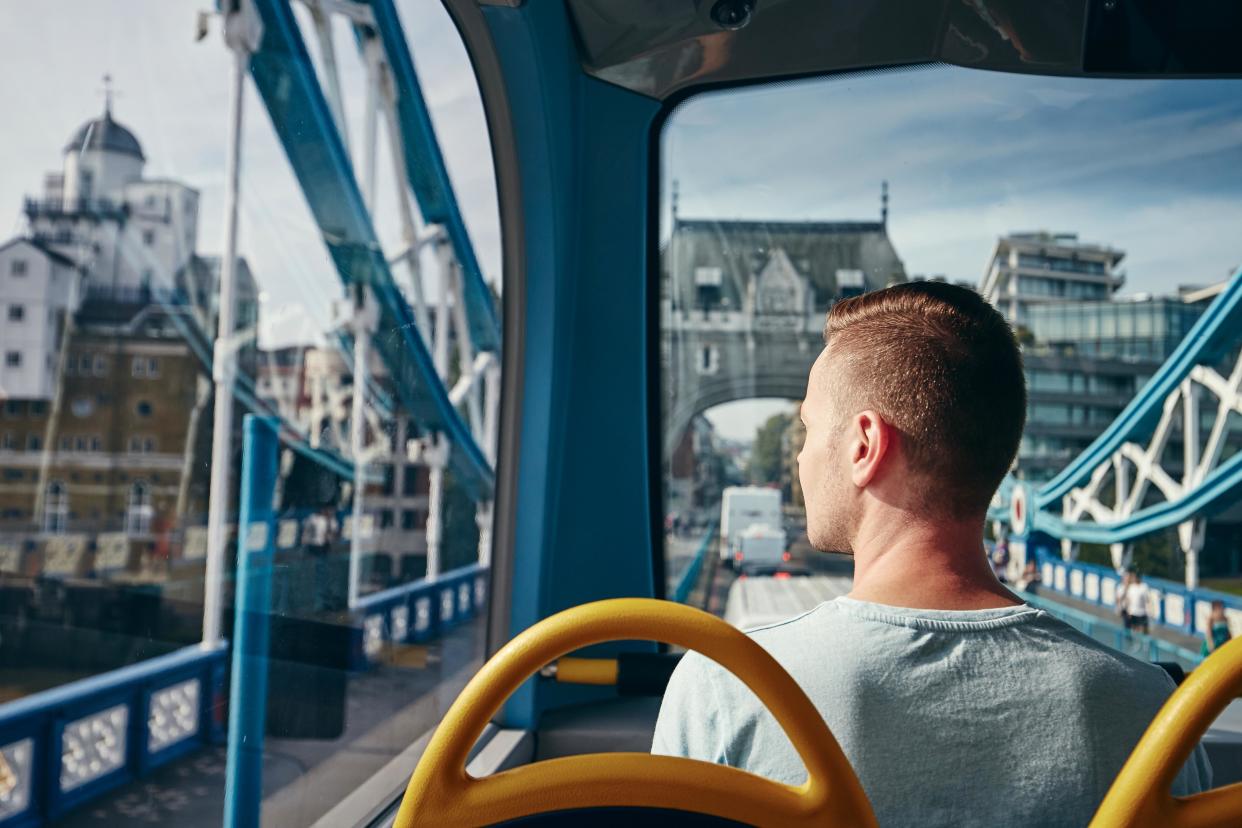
[562,0,1242,100]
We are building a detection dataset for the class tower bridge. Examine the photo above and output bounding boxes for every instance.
[662,216,907,456]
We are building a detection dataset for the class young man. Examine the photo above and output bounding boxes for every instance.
[652,282,1209,827]
[1124,570,1151,634]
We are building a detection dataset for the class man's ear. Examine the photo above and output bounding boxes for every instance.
[850,409,891,488]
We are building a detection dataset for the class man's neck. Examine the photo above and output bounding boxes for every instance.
[845,514,1020,610]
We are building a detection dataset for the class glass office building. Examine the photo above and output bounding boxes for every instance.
[979,232,1126,328]
[1017,297,1207,481]
[1028,298,1205,361]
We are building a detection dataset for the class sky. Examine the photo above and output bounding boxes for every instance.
[0,0,499,348]
[671,67,1242,442]
[664,67,1242,293]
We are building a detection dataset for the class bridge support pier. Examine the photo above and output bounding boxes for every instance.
[204,2,262,647]
[347,284,379,610]
[1179,518,1206,591]
[1110,542,1132,573]
[410,436,449,580]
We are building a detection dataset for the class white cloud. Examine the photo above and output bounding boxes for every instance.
[665,68,1242,293]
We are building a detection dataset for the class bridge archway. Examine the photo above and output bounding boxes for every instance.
[663,370,814,461]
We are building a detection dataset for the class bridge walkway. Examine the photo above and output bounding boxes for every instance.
[1029,587,1203,652]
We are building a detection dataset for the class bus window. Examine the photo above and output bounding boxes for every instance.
[660,66,1242,622]
[0,2,501,825]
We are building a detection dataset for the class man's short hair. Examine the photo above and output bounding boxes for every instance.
[824,281,1026,520]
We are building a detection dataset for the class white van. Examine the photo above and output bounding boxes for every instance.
[719,486,782,563]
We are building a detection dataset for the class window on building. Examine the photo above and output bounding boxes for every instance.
[43,481,68,534]
[78,353,92,375]
[93,355,108,376]
[4,351,21,368]
[136,400,153,417]
[31,401,46,416]
[380,509,394,529]
[7,305,24,322]
[696,344,719,376]
[2,401,19,417]
[142,229,155,247]
[1,433,16,451]
[74,436,88,452]
[10,259,27,276]
[125,481,153,535]
[147,357,159,377]
[90,435,103,452]
[27,434,41,452]
[402,465,419,495]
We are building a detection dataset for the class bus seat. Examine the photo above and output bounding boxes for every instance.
[393,598,877,827]
[1092,635,1242,827]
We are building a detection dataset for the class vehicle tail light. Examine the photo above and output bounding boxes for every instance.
[774,572,791,580]
[781,551,791,562]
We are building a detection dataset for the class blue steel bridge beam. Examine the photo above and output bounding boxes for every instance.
[363,0,502,355]
[174,298,366,480]
[246,0,494,499]
[1036,271,1242,511]
[993,272,1242,563]
[1033,448,1242,546]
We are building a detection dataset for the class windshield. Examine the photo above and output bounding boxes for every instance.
[659,66,1242,648]
[0,2,501,825]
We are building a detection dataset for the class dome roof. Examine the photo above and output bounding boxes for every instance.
[65,109,144,161]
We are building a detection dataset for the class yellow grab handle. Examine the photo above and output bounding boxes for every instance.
[394,598,877,828]
[1091,635,1242,828]
[553,656,619,685]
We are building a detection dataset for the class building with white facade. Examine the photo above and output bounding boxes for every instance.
[1,101,204,403]
[0,100,255,567]
[0,240,83,399]
[27,103,199,295]
[979,232,1125,328]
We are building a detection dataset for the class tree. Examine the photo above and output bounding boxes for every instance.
[749,413,792,487]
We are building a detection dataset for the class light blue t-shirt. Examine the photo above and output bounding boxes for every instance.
[653,597,1210,828]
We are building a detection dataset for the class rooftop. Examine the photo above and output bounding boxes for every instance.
[64,107,145,162]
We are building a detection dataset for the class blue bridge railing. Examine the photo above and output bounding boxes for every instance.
[1018,589,1201,670]
[672,526,718,606]
[0,642,228,827]
[1029,548,1242,646]
[351,563,489,669]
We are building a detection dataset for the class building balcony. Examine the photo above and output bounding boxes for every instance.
[23,196,128,223]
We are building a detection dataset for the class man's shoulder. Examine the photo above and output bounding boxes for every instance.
[669,604,838,690]
[1029,612,1176,697]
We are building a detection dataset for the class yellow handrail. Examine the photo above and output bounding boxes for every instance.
[1092,635,1242,828]
[394,598,877,827]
